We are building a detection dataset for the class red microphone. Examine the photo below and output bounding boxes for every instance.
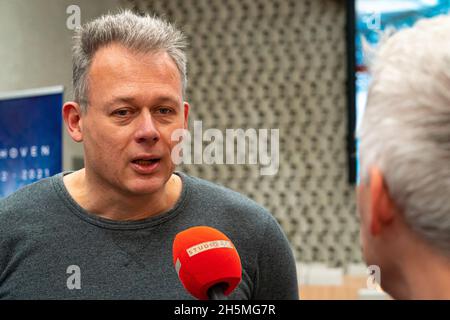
[172,226,242,300]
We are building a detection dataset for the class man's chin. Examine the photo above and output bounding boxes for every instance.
[125,184,159,195]
[125,176,169,195]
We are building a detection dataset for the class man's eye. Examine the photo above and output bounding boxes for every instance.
[158,108,172,115]
[113,109,130,116]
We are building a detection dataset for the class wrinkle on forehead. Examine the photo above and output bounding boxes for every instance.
[87,43,183,106]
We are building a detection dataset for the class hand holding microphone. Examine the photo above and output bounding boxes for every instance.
[172,226,242,300]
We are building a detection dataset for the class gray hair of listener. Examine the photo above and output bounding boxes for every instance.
[358,15,450,257]
[72,10,188,112]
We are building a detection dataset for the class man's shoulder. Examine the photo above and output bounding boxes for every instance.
[181,172,274,224]
[0,175,58,221]
[185,173,266,207]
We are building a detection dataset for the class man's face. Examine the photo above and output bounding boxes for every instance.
[80,44,188,195]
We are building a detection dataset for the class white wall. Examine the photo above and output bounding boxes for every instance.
[0,0,121,170]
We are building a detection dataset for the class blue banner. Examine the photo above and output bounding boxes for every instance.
[0,86,63,198]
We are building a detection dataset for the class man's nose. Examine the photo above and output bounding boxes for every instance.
[134,111,160,144]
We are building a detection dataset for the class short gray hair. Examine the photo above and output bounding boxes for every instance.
[72,10,187,111]
[358,15,450,256]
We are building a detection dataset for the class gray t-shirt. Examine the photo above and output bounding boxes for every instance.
[0,171,298,300]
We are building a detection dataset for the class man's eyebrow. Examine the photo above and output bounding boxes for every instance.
[106,95,181,106]
[107,96,136,105]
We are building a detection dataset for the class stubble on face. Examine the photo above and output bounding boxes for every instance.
[80,43,187,197]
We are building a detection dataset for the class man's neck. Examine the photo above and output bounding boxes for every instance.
[384,235,450,299]
[63,169,182,221]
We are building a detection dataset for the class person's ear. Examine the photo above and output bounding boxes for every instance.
[62,101,84,142]
[183,101,190,130]
[369,167,395,236]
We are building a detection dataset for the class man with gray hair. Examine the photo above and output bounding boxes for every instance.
[357,15,450,299]
[0,10,298,299]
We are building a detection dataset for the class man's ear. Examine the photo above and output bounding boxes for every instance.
[62,101,84,142]
[369,167,395,236]
[183,101,190,130]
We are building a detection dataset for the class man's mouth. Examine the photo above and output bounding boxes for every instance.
[132,159,160,166]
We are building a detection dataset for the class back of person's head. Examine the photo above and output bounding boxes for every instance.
[358,15,450,258]
[72,10,187,111]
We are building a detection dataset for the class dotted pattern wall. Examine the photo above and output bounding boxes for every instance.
[124,0,361,267]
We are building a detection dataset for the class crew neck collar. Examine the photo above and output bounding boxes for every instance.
[51,171,190,230]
